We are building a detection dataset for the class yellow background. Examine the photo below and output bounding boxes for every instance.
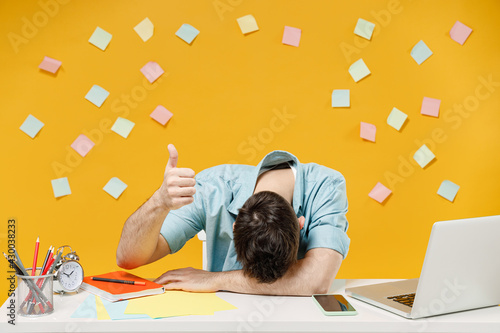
[1,0,499,305]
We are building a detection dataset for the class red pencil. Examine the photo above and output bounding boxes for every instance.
[32,237,39,276]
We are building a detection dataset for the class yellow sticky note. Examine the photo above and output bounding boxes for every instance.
[134,17,154,42]
[237,15,259,34]
[349,59,371,82]
[413,144,436,168]
[95,296,111,320]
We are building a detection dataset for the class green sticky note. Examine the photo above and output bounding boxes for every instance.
[413,144,435,168]
[89,27,112,51]
[437,180,460,202]
[387,107,408,131]
[103,177,128,199]
[111,117,135,138]
[349,59,370,82]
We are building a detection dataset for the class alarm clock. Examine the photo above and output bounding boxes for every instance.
[53,246,84,294]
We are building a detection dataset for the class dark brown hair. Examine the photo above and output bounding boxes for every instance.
[233,191,300,283]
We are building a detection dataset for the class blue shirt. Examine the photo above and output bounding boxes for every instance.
[160,150,350,272]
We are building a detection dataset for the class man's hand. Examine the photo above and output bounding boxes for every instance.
[157,144,196,210]
[154,267,218,293]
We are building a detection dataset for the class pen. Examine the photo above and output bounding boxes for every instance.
[91,277,146,285]
[32,236,40,276]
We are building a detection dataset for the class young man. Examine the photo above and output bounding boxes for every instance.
[116,144,350,296]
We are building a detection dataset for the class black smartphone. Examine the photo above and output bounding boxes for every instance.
[312,294,357,316]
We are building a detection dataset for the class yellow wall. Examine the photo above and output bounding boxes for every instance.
[1,0,499,304]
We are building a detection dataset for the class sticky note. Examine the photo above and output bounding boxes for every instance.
[101,298,150,320]
[103,177,128,199]
[51,177,71,198]
[411,40,432,65]
[354,18,375,40]
[176,24,200,44]
[38,56,62,74]
[141,61,164,84]
[349,59,370,82]
[95,296,111,320]
[89,27,112,51]
[450,21,472,45]
[413,144,435,168]
[85,85,109,108]
[20,114,44,138]
[237,15,259,34]
[368,182,392,204]
[387,107,408,131]
[282,26,301,47]
[360,122,376,142]
[71,134,95,157]
[111,117,135,138]
[71,294,97,318]
[150,105,173,125]
[331,90,350,107]
[134,17,154,42]
[437,180,460,202]
[421,97,441,117]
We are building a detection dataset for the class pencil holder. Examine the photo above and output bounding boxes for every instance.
[16,268,54,317]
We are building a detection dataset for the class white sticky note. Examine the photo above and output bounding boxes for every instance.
[411,40,433,65]
[103,177,128,199]
[111,117,135,138]
[89,27,112,51]
[450,21,472,45]
[38,56,62,74]
[51,177,71,198]
[282,26,301,47]
[134,17,154,42]
[331,90,350,107]
[71,134,95,157]
[140,61,164,84]
[387,107,408,131]
[413,144,435,168]
[437,180,460,202]
[354,18,375,40]
[175,24,200,44]
[368,182,392,204]
[85,85,110,108]
[237,15,259,34]
[150,105,173,125]
[349,59,370,82]
[360,122,376,142]
[421,97,441,117]
[20,114,44,138]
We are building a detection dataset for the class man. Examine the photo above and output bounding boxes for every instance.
[116,144,350,296]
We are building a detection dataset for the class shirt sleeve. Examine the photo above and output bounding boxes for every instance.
[160,181,205,254]
[305,175,350,258]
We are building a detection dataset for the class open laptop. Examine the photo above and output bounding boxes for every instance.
[345,215,500,319]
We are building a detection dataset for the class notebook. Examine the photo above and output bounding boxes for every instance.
[345,215,500,319]
[81,271,164,302]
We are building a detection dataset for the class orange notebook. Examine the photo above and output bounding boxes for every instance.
[81,271,164,302]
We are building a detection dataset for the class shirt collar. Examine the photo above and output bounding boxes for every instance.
[227,150,303,217]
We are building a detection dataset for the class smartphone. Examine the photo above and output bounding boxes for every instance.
[312,294,357,316]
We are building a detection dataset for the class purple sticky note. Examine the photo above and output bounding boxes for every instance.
[421,97,441,117]
[150,105,173,125]
[141,62,164,83]
[368,182,392,204]
[39,56,62,74]
[71,134,95,157]
[360,122,376,142]
[450,21,472,45]
[282,26,301,47]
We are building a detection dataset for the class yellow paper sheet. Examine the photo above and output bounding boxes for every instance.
[95,296,111,320]
[124,291,237,319]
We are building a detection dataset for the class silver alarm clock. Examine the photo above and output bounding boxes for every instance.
[53,246,84,294]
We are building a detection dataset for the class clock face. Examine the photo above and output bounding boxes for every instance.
[58,261,84,292]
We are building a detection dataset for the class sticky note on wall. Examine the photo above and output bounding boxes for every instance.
[141,62,164,83]
[38,56,62,74]
[413,144,435,168]
[421,97,441,117]
[71,134,95,157]
[134,17,154,42]
[354,18,375,40]
[89,27,112,51]
[349,59,370,82]
[387,107,408,131]
[20,114,44,138]
[51,177,71,198]
[368,182,392,204]
[437,180,460,202]
[360,122,376,142]
[331,90,350,107]
[85,85,110,108]
[282,26,301,47]
[150,105,173,125]
[103,177,128,199]
[450,21,472,45]
[411,40,433,65]
[111,117,135,138]
[237,15,259,34]
[176,24,200,44]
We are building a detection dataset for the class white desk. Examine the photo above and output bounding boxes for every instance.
[2,279,499,333]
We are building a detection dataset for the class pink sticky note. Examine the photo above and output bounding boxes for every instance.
[368,182,392,204]
[71,134,95,157]
[282,26,301,47]
[360,122,376,142]
[150,105,173,125]
[421,97,441,117]
[38,56,62,74]
[450,21,472,45]
[140,61,164,83]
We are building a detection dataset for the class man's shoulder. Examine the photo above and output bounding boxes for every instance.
[196,163,254,182]
[302,162,346,183]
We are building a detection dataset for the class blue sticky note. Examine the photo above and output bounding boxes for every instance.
[20,114,44,138]
[175,24,199,44]
[332,90,350,107]
[103,177,128,199]
[437,180,460,202]
[89,27,112,51]
[51,177,71,198]
[101,298,150,320]
[411,40,433,65]
[71,294,97,319]
[85,85,110,107]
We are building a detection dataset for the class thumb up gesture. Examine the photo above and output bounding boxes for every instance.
[159,144,196,210]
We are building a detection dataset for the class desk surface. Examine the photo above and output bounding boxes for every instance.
[2,279,500,333]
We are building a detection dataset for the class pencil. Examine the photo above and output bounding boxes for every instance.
[91,277,146,285]
[32,236,40,276]
[40,246,52,274]
[2,252,23,275]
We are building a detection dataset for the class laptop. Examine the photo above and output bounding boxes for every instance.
[345,215,500,319]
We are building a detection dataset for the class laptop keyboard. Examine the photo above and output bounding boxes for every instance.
[387,293,415,307]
